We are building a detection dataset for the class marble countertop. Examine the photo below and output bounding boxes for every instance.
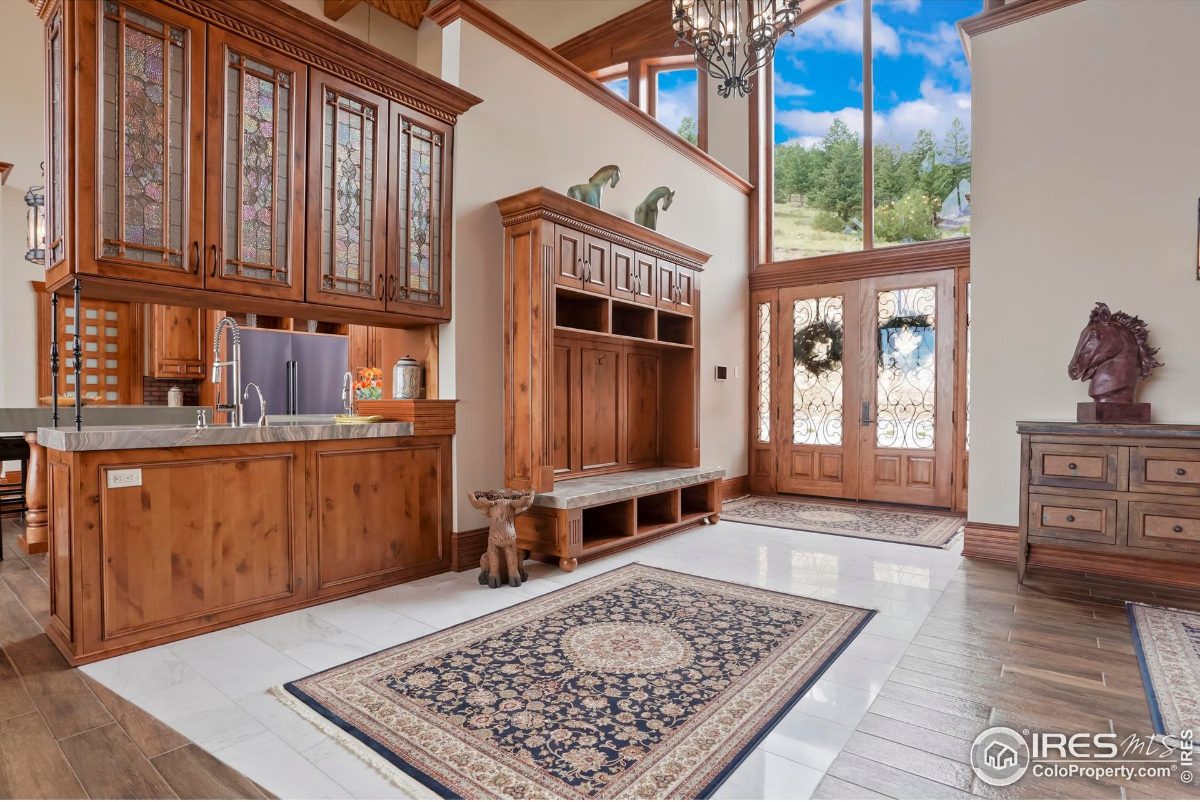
[535,466,726,509]
[38,416,415,452]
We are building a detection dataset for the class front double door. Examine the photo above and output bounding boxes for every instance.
[777,270,955,508]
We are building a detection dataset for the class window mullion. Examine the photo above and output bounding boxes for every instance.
[862,0,874,250]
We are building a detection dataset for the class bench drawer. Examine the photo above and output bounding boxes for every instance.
[1128,502,1200,554]
[1030,443,1120,491]
[1028,494,1118,545]
[1131,447,1200,496]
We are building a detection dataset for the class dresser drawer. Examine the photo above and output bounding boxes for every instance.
[1128,502,1200,554]
[1028,494,1117,545]
[1030,443,1120,491]
[1131,448,1200,496]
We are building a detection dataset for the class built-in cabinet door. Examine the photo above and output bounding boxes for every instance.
[305,70,389,312]
[582,235,611,294]
[625,348,660,467]
[82,0,206,287]
[554,225,586,289]
[611,244,636,302]
[146,304,205,378]
[580,345,621,471]
[656,260,677,310]
[675,267,696,316]
[386,109,451,318]
[632,253,656,307]
[552,342,576,474]
[204,29,307,301]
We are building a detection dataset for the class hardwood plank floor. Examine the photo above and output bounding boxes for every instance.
[0,517,270,800]
[813,558,1200,800]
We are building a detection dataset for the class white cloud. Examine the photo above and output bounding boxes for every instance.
[903,21,962,68]
[654,82,698,133]
[776,79,969,151]
[787,2,901,57]
[878,0,921,12]
[774,73,813,98]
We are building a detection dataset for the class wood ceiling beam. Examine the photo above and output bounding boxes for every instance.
[323,0,363,21]
[325,0,431,28]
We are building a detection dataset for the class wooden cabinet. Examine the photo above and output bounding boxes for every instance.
[39,0,478,328]
[611,244,636,301]
[204,28,308,301]
[582,235,611,293]
[554,225,586,289]
[625,349,660,467]
[1017,422,1200,586]
[656,260,695,315]
[146,304,205,378]
[579,345,621,471]
[632,252,656,307]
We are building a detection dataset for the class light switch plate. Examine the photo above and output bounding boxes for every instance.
[107,468,142,489]
[714,365,728,381]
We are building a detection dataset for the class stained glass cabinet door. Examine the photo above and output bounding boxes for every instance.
[386,109,451,318]
[204,29,307,302]
[306,70,390,312]
[81,0,205,287]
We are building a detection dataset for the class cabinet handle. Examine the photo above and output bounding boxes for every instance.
[1178,468,1188,476]
[1066,515,1076,522]
[575,258,585,279]
[585,261,593,283]
[1068,462,1077,471]
[209,244,219,277]
[377,273,385,300]
[387,275,397,302]
[1174,525,1185,533]
[189,241,200,274]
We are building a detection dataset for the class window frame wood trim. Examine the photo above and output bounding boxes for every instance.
[643,55,708,153]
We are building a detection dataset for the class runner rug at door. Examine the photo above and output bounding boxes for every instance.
[722,496,963,549]
[280,564,872,799]
[1128,602,1200,741]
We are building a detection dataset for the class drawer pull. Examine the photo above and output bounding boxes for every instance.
[1068,463,1077,471]
[1178,468,1188,476]
[1174,525,1185,533]
[1066,515,1076,523]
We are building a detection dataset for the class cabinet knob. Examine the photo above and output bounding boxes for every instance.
[1066,515,1076,523]
[1174,525,1185,533]
[1178,468,1188,476]
[1068,462,1077,471]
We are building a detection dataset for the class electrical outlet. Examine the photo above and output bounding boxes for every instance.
[106,468,142,489]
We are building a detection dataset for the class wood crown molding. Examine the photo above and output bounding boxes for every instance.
[0,162,13,186]
[750,237,969,290]
[158,0,481,123]
[496,187,712,269]
[958,0,1084,59]
[553,0,675,73]
[425,0,752,196]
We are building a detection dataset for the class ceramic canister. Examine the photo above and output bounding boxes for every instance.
[393,355,422,399]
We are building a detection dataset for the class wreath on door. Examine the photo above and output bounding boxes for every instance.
[793,319,844,377]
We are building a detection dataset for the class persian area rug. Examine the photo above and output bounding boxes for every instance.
[279,564,873,799]
[1128,602,1200,741]
[722,496,963,549]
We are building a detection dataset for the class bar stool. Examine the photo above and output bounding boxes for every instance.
[0,436,31,560]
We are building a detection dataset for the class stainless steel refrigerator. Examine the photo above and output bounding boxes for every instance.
[238,329,348,416]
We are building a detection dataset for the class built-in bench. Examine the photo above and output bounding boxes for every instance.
[517,467,725,571]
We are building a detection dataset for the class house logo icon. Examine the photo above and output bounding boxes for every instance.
[971,727,1030,786]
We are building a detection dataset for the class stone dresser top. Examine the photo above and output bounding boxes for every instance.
[38,418,415,452]
[534,466,726,509]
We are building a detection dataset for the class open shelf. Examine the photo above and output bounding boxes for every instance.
[681,482,718,518]
[657,311,694,346]
[556,288,608,333]
[612,300,655,340]
[636,489,681,533]
[581,499,635,546]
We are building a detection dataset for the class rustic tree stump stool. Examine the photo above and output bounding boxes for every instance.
[468,489,535,588]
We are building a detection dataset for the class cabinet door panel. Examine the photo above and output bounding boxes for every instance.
[387,110,451,318]
[632,253,656,307]
[582,235,611,293]
[552,342,577,474]
[625,350,660,467]
[205,30,307,301]
[306,71,389,311]
[555,225,585,289]
[611,243,636,301]
[675,267,696,316]
[148,304,204,378]
[580,346,621,471]
[656,260,677,310]
[83,1,205,287]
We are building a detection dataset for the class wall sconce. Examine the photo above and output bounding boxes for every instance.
[24,184,45,265]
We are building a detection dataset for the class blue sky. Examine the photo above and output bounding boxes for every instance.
[774,0,978,150]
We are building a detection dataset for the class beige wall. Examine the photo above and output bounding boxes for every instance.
[480,0,645,47]
[283,0,417,59]
[440,19,750,528]
[969,0,1200,526]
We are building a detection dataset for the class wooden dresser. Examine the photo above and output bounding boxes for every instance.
[1018,421,1200,585]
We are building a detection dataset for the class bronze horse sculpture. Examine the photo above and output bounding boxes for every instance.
[567,165,621,209]
[1068,301,1162,418]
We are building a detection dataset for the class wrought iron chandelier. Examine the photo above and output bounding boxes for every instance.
[672,0,803,98]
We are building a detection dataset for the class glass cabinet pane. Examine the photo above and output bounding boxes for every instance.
[875,286,936,450]
[792,296,844,446]
[222,49,293,284]
[99,1,189,268]
[395,117,442,304]
[321,88,378,298]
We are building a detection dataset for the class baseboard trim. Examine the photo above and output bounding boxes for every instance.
[963,521,1018,562]
[450,527,488,572]
[721,475,749,501]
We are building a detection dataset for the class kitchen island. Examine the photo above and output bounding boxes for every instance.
[38,420,451,664]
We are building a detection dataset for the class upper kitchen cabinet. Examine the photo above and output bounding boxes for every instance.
[37,0,480,328]
[305,71,389,313]
[205,29,307,302]
[78,0,206,288]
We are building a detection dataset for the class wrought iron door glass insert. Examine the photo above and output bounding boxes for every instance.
[875,286,936,450]
[792,295,844,446]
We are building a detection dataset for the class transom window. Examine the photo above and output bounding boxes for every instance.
[594,57,707,151]
[768,0,977,262]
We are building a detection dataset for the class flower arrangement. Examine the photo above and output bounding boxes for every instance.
[354,367,383,401]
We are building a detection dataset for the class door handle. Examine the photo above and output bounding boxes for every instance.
[387,275,397,301]
[861,401,874,424]
[190,241,200,274]
[585,261,593,283]
[377,272,385,300]
[209,244,220,277]
[575,258,585,279]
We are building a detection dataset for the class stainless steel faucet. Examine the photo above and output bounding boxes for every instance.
[243,383,267,427]
[341,371,354,416]
[212,316,243,427]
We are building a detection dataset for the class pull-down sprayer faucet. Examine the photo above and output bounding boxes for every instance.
[212,316,243,427]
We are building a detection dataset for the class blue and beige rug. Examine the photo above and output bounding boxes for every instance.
[723,496,963,549]
[1128,602,1200,742]
[278,564,873,799]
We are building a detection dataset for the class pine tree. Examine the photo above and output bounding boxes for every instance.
[942,117,971,208]
[813,119,863,225]
[677,116,698,146]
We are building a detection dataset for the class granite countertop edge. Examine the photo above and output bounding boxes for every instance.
[38,421,416,452]
[535,467,727,509]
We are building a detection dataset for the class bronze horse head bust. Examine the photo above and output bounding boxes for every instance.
[1068,301,1162,406]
